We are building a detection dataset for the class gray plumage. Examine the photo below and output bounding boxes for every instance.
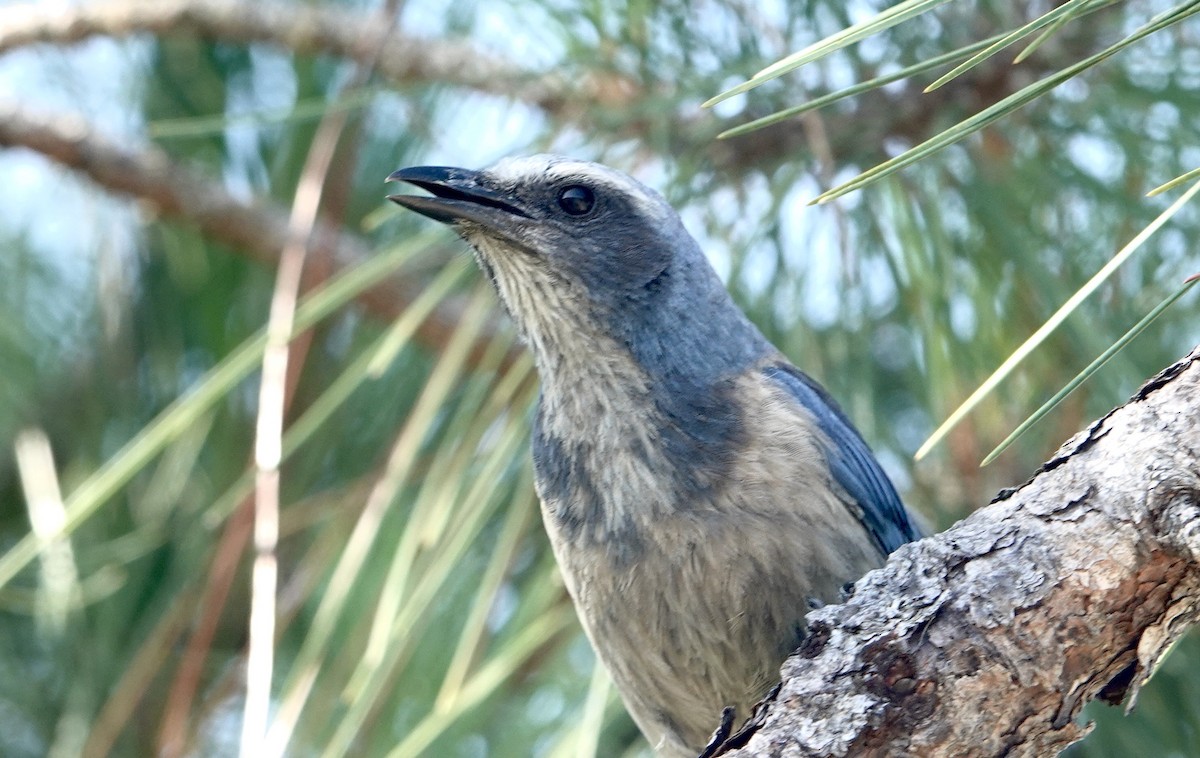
[387,155,922,756]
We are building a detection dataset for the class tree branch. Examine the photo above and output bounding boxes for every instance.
[0,100,508,365]
[0,0,583,114]
[0,0,1089,177]
[720,345,1200,757]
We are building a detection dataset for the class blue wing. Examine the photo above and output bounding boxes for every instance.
[764,364,922,555]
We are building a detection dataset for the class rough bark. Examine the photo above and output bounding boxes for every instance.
[716,345,1200,757]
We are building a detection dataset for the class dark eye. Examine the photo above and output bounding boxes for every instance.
[556,185,595,216]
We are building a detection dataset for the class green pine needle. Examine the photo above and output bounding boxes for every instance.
[148,88,384,139]
[923,0,1094,93]
[717,32,1006,140]
[1148,166,1200,197]
[981,276,1200,466]
[915,177,1200,461]
[813,2,1200,204]
[703,0,954,108]
[0,229,442,591]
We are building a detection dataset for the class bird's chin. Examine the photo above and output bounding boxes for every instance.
[460,226,541,259]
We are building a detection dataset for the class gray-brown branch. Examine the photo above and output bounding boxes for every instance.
[0,0,586,118]
[0,0,1085,177]
[0,100,508,365]
[720,345,1200,757]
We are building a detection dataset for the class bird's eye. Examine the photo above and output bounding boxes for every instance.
[556,185,595,216]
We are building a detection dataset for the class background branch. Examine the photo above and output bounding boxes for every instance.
[0,0,1094,176]
[0,100,508,366]
[0,1,586,117]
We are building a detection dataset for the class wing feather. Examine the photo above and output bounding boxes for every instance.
[764,364,922,555]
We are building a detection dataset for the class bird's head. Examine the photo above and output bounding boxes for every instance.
[387,155,767,384]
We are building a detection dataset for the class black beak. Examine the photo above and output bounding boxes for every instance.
[386,166,528,226]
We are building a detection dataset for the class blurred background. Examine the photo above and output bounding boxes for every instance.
[0,0,1198,756]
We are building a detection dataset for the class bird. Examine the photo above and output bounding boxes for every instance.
[386,155,923,757]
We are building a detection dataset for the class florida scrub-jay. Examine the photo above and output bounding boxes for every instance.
[387,156,923,756]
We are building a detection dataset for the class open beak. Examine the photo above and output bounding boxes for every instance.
[386,166,528,226]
